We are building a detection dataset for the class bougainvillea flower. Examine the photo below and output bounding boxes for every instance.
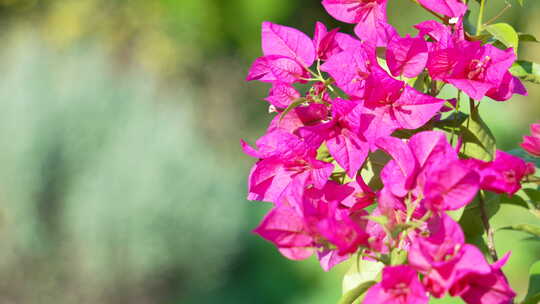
[253,204,315,260]
[450,252,516,304]
[465,150,535,195]
[320,45,372,98]
[254,182,369,271]
[261,21,316,67]
[521,122,540,157]
[360,68,445,145]
[422,160,480,211]
[363,265,428,304]
[354,18,398,47]
[264,82,301,108]
[299,98,369,177]
[242,131,334,205]
[321,0,387,24]
[415,20,452,45]
[313,22,342,60]
[428,42,518,100]
[246,55,308,84]
[267,103,329,135]
[418,0,467,19]
[408,214,491,297]
[241,129,310,160]
[334,32,364,50]
[486,71,528,101]
[376,131,480,211]
[386,34,429,78]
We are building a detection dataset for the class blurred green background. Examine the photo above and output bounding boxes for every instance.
[0,0,537,303]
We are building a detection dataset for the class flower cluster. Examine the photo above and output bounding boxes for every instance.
[242,1,537,303]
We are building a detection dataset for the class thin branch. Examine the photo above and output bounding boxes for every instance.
[484,2,512,27]
[478,191,499,261]
[476,0,486,35]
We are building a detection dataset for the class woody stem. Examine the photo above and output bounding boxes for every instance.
[478,191,499,261]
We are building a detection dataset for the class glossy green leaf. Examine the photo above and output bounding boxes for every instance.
[340,258,383,304]
[460,107,496,161]
[459,192,500,244]
[339,281,377,304]
[435,112,469,132]
[500,224,540,238]
[519,33,539,43]
[485,23,519,51]
[510,61,540,85]
[500,193,530,209]
[523,261,540,304]
[448,207,465,221]
[390,249,408,266]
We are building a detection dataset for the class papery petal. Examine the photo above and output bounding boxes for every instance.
[386,34,429,78]
[418,0,467,18]
[262,22,316,67]
[423,161,480,211]
[313,22,342,60]
[254,205,314,260]
[364,265,428,304]
[487,72,528,102]
[317,249,349,271]
[472,150,534,195]
[320,47,371,97]
[265,82,301,108]
[393,86,445,129]
[246,55,307,84]
[447,78,493,101]
[355,19,397,48]
[415,20,452,44]
[327,128,369,178]
[322,0,387,24]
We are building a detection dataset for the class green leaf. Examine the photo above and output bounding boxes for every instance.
[460,106,496,161]
[523,261,540,304]
[390,249,408,266]
[500,224,540,238]
[459,192,500,244]
[340,259,384,304]
[485,23,519,52]
[362,151,389,189]
[510,61,540,85]
[338,281,376,304]
[500,194,530,209]
[519,33,539,43]
[516,0,524,7]
[317,142,333,162]
[448,207,465,221]
[278,98,306,123]
[435,112,469,132]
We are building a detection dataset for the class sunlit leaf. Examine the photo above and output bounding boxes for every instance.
[460,107,496,161]
[340,258,383,304]
[500,224,540,238]
[519,33,539,43]
[510,61,540,85]
[485,23,519,52]
[523,261,540,304]
[459,192,500,245]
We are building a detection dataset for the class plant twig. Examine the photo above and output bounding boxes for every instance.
[484,2,512,27]
[476,0,486,35]
[478,191,499,261]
